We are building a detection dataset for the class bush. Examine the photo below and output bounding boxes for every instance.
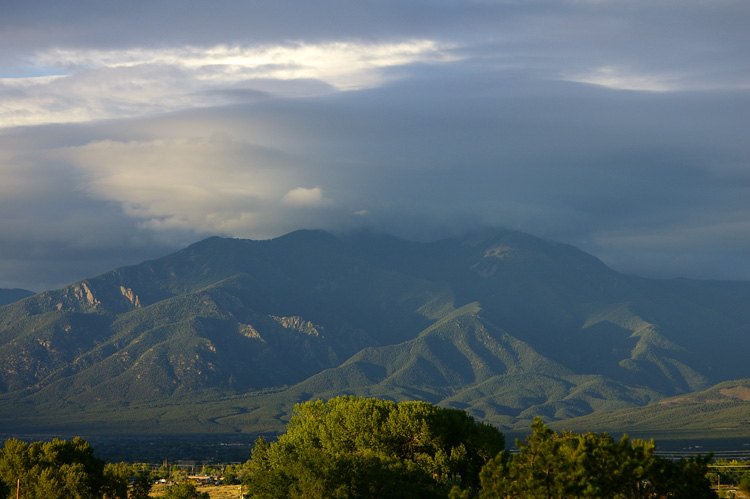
[739,475,750,494]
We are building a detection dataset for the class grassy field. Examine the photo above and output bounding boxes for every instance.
[150,483,245,498]
[151,482,749,498]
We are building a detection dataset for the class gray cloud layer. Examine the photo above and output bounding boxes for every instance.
[1,0,749,290]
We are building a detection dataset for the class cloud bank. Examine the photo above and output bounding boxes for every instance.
[0,0,749,290]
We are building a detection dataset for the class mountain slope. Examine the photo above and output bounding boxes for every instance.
[552,378,750,439]
[0,228,749,436]
[0,288,34,306]
[287,302,663,430]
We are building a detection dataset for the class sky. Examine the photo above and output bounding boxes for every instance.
[1,0,749,291]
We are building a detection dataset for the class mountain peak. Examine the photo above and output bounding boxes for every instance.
[1,228,749,436]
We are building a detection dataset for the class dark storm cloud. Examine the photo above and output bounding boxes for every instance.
[1,0,748,289]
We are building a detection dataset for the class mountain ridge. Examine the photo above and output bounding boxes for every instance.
[0,288,35,307]
[1,228,749,436]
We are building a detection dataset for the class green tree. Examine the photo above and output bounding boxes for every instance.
[244,396,505,498]
[222,463,241,485]
[0,438,30,498]
[102,462,130,499]
[171,467,188,482]
[154,464,171,480]
[452,418,716,499]
[0,436,107,499]
[129,469,153,499]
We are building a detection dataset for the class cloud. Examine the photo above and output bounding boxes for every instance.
[31,41,454,87]
[0,0,749,289]
[282,187,326,207]
[60,137,302,234]
[0,40,454,128]
[4,67,749,287]
[565,66,678,92]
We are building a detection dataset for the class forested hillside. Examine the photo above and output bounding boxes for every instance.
[0,288,34,307]
[1,229,749,436]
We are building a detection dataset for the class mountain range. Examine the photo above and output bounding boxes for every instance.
[0,288,34,307]
[1,228,749,438]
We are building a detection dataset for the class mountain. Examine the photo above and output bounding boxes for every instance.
[550,378,750,440]
[1,228,749,436]
[0,288,34,306]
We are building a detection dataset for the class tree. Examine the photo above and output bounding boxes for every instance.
[0,438,30,498]
[0,436,107,499]
[451,418,717,499]
[102,462,130,499]
[129,469,153,499]
[244,396,505,498]
[0,478,8,499]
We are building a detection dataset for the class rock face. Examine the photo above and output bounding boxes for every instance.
[0,228,749,434]
[119,286,141,308]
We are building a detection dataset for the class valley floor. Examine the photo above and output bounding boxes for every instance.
[149,482,748,498]
[150,483,246,498]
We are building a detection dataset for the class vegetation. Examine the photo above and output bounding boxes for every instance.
[159,482,209,499]
[740,475,750,495]
[0,437,157,499]
[549,378,750,440]
[0,288,34,307]
[709,459,750,495]
[242,396,504,498]
[0,399,731,498]
[451,418,717,499]
[2,228,750,440]
[0,437,111,499]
